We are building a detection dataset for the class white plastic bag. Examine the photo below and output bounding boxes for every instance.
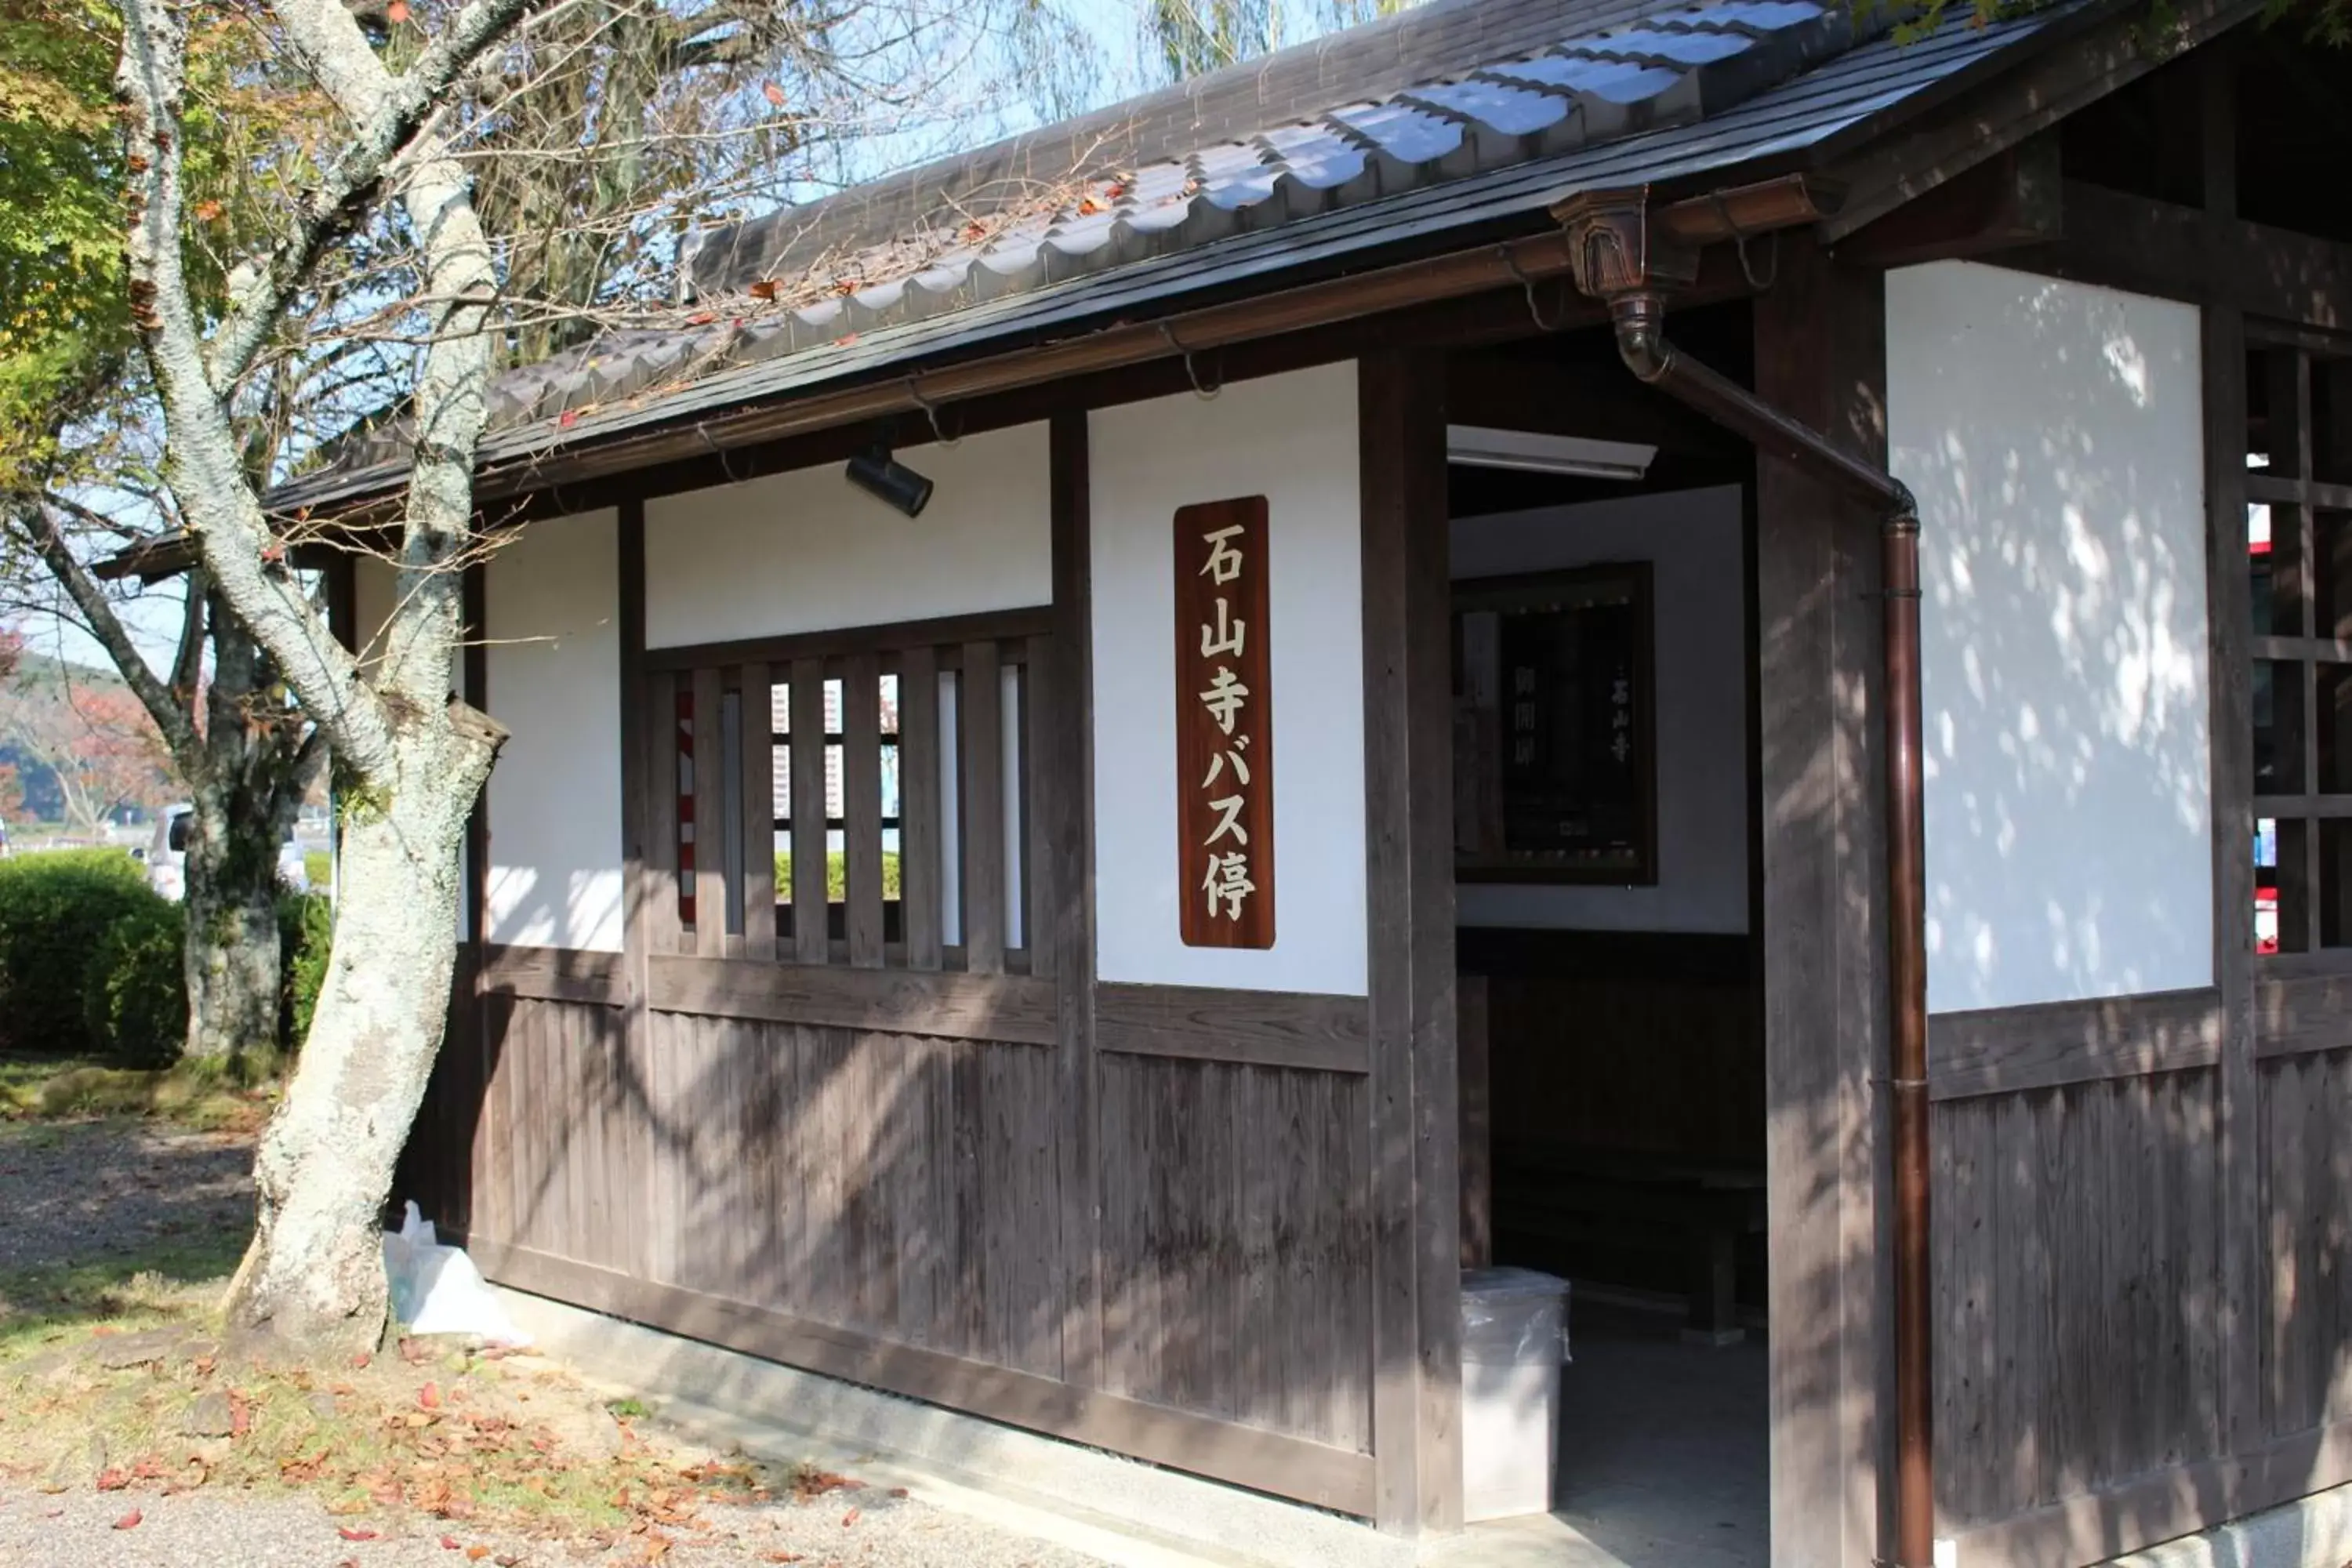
[381,1201,532,1345]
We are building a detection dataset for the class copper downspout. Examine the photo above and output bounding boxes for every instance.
[1555,191,1933,1568]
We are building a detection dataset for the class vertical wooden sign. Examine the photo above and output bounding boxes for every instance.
[1175,496,1275,949]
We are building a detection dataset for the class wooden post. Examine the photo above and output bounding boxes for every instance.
[1359,349,1462,1537]
[1755,236,1893,1568]
[615,499,651,1263]
[1047,410,1102,1385]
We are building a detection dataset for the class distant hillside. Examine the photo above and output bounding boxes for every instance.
[0,644,176,829]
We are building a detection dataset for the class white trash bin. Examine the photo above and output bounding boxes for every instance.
[1460,1266,1570,1523]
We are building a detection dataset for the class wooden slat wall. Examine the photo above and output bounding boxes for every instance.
[1096,1052,1376,1451]
[2260,1048,2352,1439]
[1931,1069,2223,1530]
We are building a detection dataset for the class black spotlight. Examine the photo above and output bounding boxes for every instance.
[844,442,934,517]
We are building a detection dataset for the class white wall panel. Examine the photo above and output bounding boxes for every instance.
[1450,485,1750,934]
[1090,363,1368,995]
[483,510,625,953]
[1888,261,2211,1011]
[644,423,1050,648]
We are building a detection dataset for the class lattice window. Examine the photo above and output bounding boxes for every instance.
[656,626,1041,974]
[2247,327,2352,955]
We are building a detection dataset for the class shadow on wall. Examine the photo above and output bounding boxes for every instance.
[1889,261,2212,1013]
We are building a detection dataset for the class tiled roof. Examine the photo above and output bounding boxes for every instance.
[278,0,2073,510]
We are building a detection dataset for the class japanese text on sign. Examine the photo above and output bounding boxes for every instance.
[1174,497,1274,949]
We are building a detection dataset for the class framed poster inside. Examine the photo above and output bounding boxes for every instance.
[1452,561,1657,885]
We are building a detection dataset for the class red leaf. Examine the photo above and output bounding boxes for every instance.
[229,1390,251,1439]
[840,1507,860,1527]
[419,1382,441,1410]
[350,1352,372,1370]
[440,1537,462,1550]
[747,280,779,302]
[762,82,786,107]
[113,1511,142,1530]
[339,1527,379,1541]
[95,1468,129,1492]
[386,0,410,20]
[558,409,582,430]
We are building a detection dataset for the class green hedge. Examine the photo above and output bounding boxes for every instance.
[84,899,187,1069]
[774,851,902,902]
[0,849,159,1056]
[279,891,332,1045]
[0,847,339,1066]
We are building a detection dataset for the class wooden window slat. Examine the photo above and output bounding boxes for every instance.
[1022,639,1054,980]
[899,644,943,971]
[844,651,886,969]
[961,640,1006,975]
[739,660,776,956]
[645,675,682,954]
[790,656,829,965]
[691,667,728,956]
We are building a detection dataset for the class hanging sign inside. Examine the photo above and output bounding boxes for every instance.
[1174,495,1275,949]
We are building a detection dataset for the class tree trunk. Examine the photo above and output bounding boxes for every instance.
[180,786,288,1067]
[224,723,490,1353]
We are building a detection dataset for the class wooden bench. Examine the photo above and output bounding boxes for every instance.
[1492,1145,1765,1345]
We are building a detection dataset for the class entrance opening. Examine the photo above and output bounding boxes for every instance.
[1446,303,1767,1568]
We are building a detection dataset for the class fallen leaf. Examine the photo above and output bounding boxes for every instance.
[887,1487,909,1499]
[339,1526,380,1541]
[466,1548,489,1562]
[386,0,409,20]
[350,1352,372,1370]
[229,1389,250,1439]
[748,280,779,301]
[95,1468,129,1492]
[758,1554,802,1565]
[841,1507,860,1527]
[113,1510,142,1530]
[440,1537,461,1551]
[495,1557,522,1567]
[762,81,786,107]
[558,409,582,430]
[419,1382,441,1410]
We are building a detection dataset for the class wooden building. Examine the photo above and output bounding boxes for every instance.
[288,0,2352,1561]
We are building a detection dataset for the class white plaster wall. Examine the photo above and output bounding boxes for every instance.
[483,510,625,953]
[1090,363,1368,995]
[1887,260,2212,1012]
[644,423,1051,648]
[1450,485,1749,935]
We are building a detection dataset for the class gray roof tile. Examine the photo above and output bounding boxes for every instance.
[289,2,2073,505]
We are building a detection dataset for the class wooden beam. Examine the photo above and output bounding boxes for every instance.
[1457,976,1491,1270]
[1817,0,2263,241]
[1358,347,1461,1537]
[1926,989,2224,1102]
[1755,235,1891,1568]
[2007,180,2352,328]
[1833,136,2062,270]
[2254,969,2352,1058]
[644,606,1052,674]
[481,944,631,1007]
[899,644,943,972]
[1094,982,1371,1076]
[648,953,1056,1046]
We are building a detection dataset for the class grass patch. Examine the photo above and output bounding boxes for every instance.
[303,849,331,889]
[0,1236,246,1366]
[0,1053,277,1132]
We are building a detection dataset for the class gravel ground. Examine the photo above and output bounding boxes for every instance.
[0,1122,252,1275]
[0,1120,1109,1568]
